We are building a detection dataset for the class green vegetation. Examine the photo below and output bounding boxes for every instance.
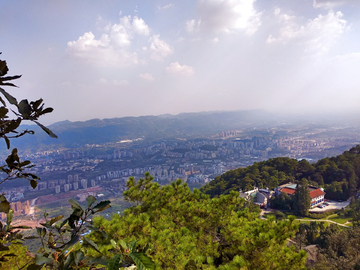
[201,146,360,202]
[311,225,360,269]
[293,178,311,216]
[2,54,360,269]
[86,173,307,269]
[328,215,351,225]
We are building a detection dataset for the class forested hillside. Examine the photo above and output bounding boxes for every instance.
[201,145,360,200]
[8,110,276,149]
[86,174,307,269]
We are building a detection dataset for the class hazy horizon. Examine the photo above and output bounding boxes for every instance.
[2,0,360,125]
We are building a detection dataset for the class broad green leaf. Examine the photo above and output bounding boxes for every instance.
[0,200,10,213]
[119,239,128,250]
[30,180,37,189]
[60,235,80,251]
[0,106,8,117]
[18,99,31,117]
[83,237,101,253]
[31,98,43,110]
[10,148,19,162]
[74,250,84,266]
[129,240,137,253]
[0,75,21,82]
[49,215,63,226]
[68,198,83,212]
[4,118,21,134]
[0,60,9,76]
[40,228,46,238]
[107,254,123,270]
[6,209,13,226]
[39,107,53,116]
[110,239,119,250]
[87,256,109,266]
[92,200,111,213]
[34,121,58,138]
[129,252,155,270]
[86,195,96,208]
[0,87,17,105]
[64,251,75,269]
[19,160,31,167]
[22,173,40,180]
[34,254,53,265]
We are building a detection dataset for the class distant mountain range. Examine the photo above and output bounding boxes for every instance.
[3,110,360,151]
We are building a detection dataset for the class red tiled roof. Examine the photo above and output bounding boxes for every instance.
[281,187,296,195]
[310,189,325,199]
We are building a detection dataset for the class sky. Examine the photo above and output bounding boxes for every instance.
[1,0,360,125]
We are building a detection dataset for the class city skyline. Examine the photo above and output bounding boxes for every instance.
[1,0,360,125]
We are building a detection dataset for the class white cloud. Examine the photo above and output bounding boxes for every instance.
[67,31,138,67]
[166,62,194,76]
[149,35,174,61]
[158,3,174,10]
[140,73,155,81]
[313,0,347,9]
[187,0,262,35]
[132,16,150,36]
[67,15,151,67]
[267,10,348,55]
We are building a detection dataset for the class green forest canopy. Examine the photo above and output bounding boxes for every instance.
[200,145,360,201]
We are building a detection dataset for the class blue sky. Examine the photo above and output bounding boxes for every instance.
[1,0,360,124]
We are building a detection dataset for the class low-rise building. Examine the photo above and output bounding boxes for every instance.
[276,183,325,208]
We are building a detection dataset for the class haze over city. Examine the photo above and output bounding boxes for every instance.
[1,0,360,124]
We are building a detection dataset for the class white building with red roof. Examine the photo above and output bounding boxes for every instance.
[276,183,325,208]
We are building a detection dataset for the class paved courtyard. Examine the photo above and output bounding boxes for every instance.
[309,200,350,212]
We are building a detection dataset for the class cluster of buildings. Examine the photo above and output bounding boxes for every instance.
[95,161,227,184]
[240,183,326,209]
[32,174,97,194]
[0,200,31,219]
[276,183,326,208]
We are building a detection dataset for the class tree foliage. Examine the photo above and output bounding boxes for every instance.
[88,173,307,269]
[0,53,57,193]
[312,225,360,270]
[293,178,311,216]
[201,146,360,201]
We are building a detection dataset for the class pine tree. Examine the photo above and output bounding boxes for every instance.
[349,170,358,197]
[87,174,307,269]
[293,178,311,216]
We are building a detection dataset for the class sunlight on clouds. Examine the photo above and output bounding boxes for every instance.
[166,62,194,76]
[149,35,174,61]
[132,16,150,36]
[67,15,153,67]
[67,31,138,67]
[267,9,348,55]
[187,0,261,35]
